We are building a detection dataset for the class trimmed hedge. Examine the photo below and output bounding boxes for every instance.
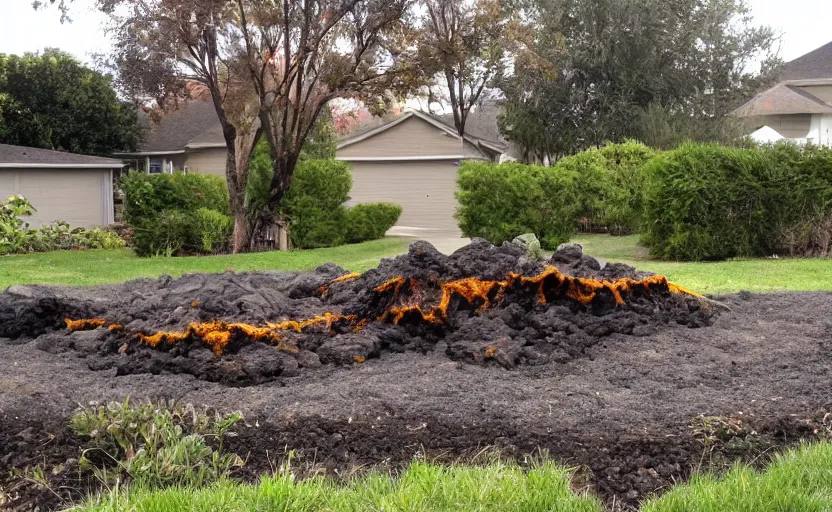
[279,159,353,249]
[344,203,403,243]
[455,162,579,249]
[642,142,832,261]
[597,140,657,234]
[456,142,656,247]
[121,172,229,225]
[122,172,232,256]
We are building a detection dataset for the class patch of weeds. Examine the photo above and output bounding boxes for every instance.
[70,398,244,489]
[690,413,763,471]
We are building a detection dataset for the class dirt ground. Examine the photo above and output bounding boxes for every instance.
[1,241,831,510]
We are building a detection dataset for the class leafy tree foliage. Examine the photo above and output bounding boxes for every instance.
[499,0,780,161]
[0,49,142,155]
[421,0,527,135]
[94,0,425,253]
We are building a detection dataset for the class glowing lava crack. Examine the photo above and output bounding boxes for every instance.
[65,266,707,356]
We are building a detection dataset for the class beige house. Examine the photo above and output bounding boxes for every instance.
[0,143,123,228]
[734,42,832,146]
[117,103,508,238]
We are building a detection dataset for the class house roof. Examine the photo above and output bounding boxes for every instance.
[0,143,125,169]
[120,99,509,156]
[732,81,832,118]
[781,41,832,81]
[337,109,507,155]
[117,100,223,155]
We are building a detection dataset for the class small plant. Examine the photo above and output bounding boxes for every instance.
[0,194,37,255]
[70,399,244,489]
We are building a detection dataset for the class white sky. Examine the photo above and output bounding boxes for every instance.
[1,0,830,65]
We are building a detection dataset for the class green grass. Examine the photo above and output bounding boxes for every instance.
[72,443,832,512]
[74,460,603,512]
[0,238,409,288]
[2,233,831,294]
[572,234,832,295]
[641,442,832,512]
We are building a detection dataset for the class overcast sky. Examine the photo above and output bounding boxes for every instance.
[1,0,831,65]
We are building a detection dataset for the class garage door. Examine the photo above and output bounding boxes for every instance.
[0,169,110,228]
[346,160,462,238]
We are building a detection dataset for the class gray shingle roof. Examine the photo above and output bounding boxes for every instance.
[733,82,832,117]
[0,143,125,167]
[130,100,223,153]
[781,41,832,81]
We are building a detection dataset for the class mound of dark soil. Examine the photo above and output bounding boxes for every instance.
[0,240,716,386]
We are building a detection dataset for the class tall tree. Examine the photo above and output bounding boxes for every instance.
[421,0,525,136]
[0,49,142,155]
[500,0,780,161]
[96,0,424,252]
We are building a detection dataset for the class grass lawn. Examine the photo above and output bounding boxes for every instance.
[73,443,832,512]
[2,234,831,294]
[0,238,409,288]
[572,234,832,295]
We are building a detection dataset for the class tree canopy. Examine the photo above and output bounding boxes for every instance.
[0,48,142,155]
[499,0,780,162]
[93,0,426,252]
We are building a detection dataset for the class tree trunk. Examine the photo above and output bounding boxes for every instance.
[226,147,251,254]
[232,210,250,253]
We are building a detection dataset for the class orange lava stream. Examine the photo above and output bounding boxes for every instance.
[373,265,704,325]
[65,266,703,355]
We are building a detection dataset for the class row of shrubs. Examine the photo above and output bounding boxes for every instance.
[456,140,656,251]
[0,195,125,255]
[121,173,233,256]
[457,141,832,261]
[643,143,832,260]
[122,160,402,256]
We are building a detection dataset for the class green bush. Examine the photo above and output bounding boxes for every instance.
[70,399,243,489]
[193,207,233,253]
[280,159,353,249]
[131,210,193,257]
[597,140,657,234]
[121,172,229,226]
[122,172,231,256]
[344,202,403,243]
[642,142,832,261]
[642,143,770,261]
[0,195,125,254]
[0,194,37,254]
[456,162,579,249]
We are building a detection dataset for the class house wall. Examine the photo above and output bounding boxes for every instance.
[0,168,112,228]
[808,114,832,146]
[345,160,462,237]
[337,117,463,159]
[800,84,832,104]
[760,114,812,138]
[185,147,228,178]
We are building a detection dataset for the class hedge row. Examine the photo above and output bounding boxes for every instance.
[123,160,402,256]
[122,173,233,256]
[642,143,832,260]
[456,141,654,249]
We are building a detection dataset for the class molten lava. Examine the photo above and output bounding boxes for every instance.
[65,266,704,357]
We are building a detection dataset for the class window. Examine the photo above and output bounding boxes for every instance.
[149,158,164,174]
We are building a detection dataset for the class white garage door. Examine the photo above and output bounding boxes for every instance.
[0,168,110,228]
[346,160,462,238]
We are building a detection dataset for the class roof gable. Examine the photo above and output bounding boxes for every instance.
[336,113,468,160]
